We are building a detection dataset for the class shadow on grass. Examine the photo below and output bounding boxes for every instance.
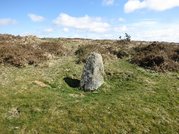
[63,77,80,88]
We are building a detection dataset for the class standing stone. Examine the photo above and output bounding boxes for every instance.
[80,52,104,91]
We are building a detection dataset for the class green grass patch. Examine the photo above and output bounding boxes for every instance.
[0,57,178,133]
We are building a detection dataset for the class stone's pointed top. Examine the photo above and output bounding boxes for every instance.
[90,52,101,56]
[80,52,104,91]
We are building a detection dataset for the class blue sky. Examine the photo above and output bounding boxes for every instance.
[0,0,179,42]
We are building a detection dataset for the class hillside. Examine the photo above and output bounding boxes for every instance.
[0,34,179,133]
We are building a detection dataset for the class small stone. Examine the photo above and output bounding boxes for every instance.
[80,52,104,91]
[33,80,49,88]
[7,107,20,119]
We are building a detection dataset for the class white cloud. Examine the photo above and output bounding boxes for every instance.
[53,13,110,33]
[124,0,179,13]
[0,18,16,26]
[124,0,146,13]
[131,19,157,26]
[63,28,69,32]
[41,20,179,42]
[118,17,125,22]
[44,28,53,33]
[123,20,179,42]
[52,15,179,42]
[28,13,45,22]
[103,0,115,6]
[114,25,128,32]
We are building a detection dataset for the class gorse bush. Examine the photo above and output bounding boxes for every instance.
[0,41,67,67]
[0,43,46,67]
[131,42,179,72]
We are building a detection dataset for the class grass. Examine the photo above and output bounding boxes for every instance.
[0,56,178,134]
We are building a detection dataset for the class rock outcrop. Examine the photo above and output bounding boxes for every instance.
[80,52,104,91]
